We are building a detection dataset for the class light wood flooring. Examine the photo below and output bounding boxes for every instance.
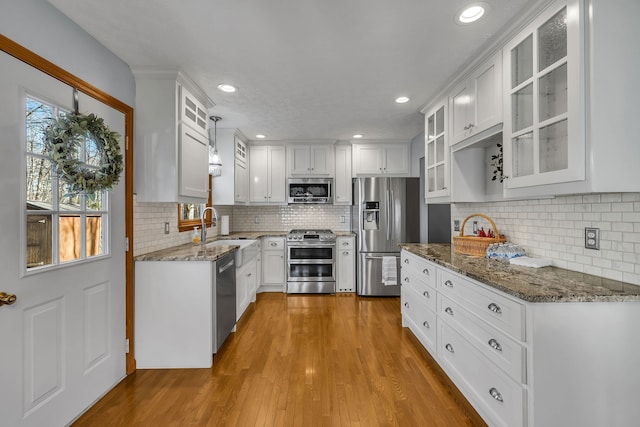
[73,293,485,426]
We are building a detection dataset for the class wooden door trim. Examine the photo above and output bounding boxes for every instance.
[1,34,137,374]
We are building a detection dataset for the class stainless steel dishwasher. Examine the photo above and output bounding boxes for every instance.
[213,252,236,353]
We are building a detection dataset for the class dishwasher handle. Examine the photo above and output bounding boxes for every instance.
[218,258,235,273]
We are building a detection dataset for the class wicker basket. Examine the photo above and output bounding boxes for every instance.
[453,213,506,257]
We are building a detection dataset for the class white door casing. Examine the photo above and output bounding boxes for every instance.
[0,51,126,426]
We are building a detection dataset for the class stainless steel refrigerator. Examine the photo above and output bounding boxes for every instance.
[352,177,420,296]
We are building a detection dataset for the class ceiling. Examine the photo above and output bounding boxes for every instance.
[48,0,534,143]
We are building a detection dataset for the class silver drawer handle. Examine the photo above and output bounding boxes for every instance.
[488,302,502,314]
[270,242,277,247]
[422,268,430,276]
[404,277,410,283]
[445,307,454,316]
[404,302,409,308]
[423,290,430,298]
[445,343,454,353]
[444,280,453,288]
[403,258,409,264]
[423,320,430,329]
[488,338,503,352]
[342,242,349,246]
[489,387,503,403]
[343,251,349,255]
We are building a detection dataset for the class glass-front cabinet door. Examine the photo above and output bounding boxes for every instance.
[503,0,584,189]
[424,101,449,200]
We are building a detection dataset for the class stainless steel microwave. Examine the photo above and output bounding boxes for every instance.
[287,178,333,204]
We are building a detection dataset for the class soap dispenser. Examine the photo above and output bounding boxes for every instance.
[192,226,200,244]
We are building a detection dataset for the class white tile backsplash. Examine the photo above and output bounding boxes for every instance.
[232,205,351,232]
[451,193,640,285]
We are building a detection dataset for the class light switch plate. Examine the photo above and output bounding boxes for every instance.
[585,227,600,250]
[454,220,460,232]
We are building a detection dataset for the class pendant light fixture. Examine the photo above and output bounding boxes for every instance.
[208,116,222,176]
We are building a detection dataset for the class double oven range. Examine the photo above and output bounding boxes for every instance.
[286,229,336,294]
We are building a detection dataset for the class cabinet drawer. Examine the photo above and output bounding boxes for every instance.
[262,237,285,250]
[438,269,524,341]
[401,287,437,353]
[438,294,525,383]
[439,322,526,427]
[337,237,355,249]
[401,251,437,289]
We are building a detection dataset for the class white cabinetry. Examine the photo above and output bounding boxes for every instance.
[211,129,249,205]
[352,143,410,177]
[401,252,438,353]
[450,52,503,145]
[260,237,286,292]
[249,145,286,204]
[288,144,334,176]
[334,144,352,205]
[424,101,449,201]
[236,257,257,321]
[134,70,213,203]
[503,0,584,191]
[336,236,355,292]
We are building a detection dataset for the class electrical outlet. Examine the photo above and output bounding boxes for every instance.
[254,216,260,224]
[585,227,600,250]
[340,216,345,223]
[454,220,460,232]
[164,222,170,234]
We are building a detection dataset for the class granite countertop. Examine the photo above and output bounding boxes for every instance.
[400,243,640,303]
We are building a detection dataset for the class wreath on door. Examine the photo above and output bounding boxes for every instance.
[44,113,123,194]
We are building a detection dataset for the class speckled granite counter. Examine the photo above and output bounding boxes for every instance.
[400,243,640,303]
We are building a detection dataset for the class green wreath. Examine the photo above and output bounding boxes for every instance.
[44,113,123,194]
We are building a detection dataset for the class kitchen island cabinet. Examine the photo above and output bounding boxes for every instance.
[400,244,640,427]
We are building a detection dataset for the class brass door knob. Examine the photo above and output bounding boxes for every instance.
[0,292,17,306]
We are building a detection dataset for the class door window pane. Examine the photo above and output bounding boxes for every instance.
[86,216,104,257]
[511,35,533,88]
[512,83,533,132]
[60,215,82,262]
[539,7,567,71]
[513,132,534,177]
[539,119,568,173]
[26,156,53,208]
[539,63,567,121]
[26,214,52,268]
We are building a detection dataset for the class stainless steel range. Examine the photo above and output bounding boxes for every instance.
[286,229,336,294]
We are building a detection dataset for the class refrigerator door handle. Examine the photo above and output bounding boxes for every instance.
[364,255,400,260]
[385,189,391,240]
[389,188,395,240]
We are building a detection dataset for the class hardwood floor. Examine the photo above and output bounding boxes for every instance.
[73,293,485,426]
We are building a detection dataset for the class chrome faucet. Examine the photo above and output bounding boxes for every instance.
[200,206,219,243]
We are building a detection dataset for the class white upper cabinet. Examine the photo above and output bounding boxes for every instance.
[211,129,249,205]
[249,145,286,204]
[334,144,352,205]
[424,101,449,201]
[288,144,334,176]
[353,143,411,177]
[503,0,584,190]
[450,52,503,146]
[133,70,213,203]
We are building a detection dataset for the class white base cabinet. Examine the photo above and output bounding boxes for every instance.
[260,237,286,292]
[401,249,640,427]
[336,236,355,292]
[236,257,257,321]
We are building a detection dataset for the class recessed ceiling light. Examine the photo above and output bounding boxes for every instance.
[217,83,237,93]
[255,134,266,139]
[457,3,487,24]
[395,96,410,104]
[353,134,364,139]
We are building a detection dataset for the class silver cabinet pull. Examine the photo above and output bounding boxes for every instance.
[489,387,503,402]
[343,251,349,256]
[488,339,503,352]
[488,302,502,314]
[404,302,410,308]
[422,268,429,276]
[403,258,409,264]
[403,277,410,283]
[444,280,453,288]
[342,241,349,246]
[423,320,430,329]
[270,242,277,247]
[445,343,454,353]
[445,307,454,316]
[423,290,430,298]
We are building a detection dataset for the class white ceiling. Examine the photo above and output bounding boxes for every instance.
[48,0,534,143]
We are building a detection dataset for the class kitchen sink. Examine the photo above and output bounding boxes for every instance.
[206,239,258,268]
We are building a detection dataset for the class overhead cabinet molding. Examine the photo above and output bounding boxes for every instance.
[133,70,214,203]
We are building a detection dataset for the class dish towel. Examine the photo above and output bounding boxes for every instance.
[381,256,398,286]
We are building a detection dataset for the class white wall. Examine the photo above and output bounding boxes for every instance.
[452,193,640,285]
[1,0,135,106]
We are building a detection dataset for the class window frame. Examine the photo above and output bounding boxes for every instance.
[23,92,111,275]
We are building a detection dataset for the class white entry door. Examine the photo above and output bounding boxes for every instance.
[0,51,126,426]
